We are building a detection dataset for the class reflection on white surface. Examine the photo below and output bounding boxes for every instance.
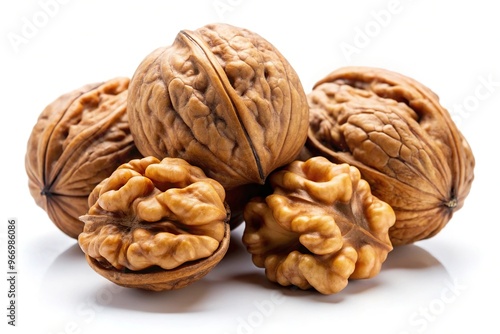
[36,227,455,334]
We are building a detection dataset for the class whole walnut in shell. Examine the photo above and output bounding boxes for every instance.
[303,67,475,245]
[25,77,141,238]
[243,157,395,294]
[127,23,309,191]
[78,156,230,291]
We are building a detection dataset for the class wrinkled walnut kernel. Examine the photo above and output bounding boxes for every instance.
[243,157,395,294]
[78,156,231,291]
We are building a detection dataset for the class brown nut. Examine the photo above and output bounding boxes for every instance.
[78,156,230,291]
[242,157,395,295]
[25,78,141,238]
[127,23,309,190]
[303,67,475,245]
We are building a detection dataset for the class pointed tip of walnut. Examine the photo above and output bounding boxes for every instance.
[85,224,231,291]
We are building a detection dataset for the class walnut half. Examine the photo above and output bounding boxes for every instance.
[78,156,230,291]
[242,157,395,294]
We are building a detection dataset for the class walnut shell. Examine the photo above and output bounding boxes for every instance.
[25,78,141,238]
[127,23,309,190]
[303,67,475,245]
[78,156,231,291]
[242,157,395,294]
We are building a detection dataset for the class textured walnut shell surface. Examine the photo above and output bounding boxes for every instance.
[303,67,475,245]
[25,78,141,238]
[243,157,395,294]
[78,156,230,291]
[127,23,309,190]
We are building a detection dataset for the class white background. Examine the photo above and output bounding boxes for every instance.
[1,0,498,333]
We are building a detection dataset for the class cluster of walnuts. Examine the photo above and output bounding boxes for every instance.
[25,23,475,294]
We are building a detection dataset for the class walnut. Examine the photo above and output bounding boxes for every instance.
[242,157,395,295]
[303,67,475,245]
[78,156,231,291]
[127,23,309,191]
[25,78,141,238]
